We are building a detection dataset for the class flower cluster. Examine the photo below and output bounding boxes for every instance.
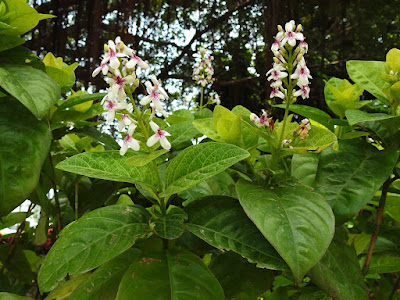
[192,46,215,87]
[92,36,171,155]
[267,20,312,101]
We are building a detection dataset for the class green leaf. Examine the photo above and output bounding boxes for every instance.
[209,252,273,300]
[0,293,32,300]
[44,273,91,300]
[0,212,26,229]
[69,248,141,300]
[314,139,399,225]
[151,205,188,239]
[0,35,24,52]
[364,255,400,274]
[126,150,168,167]
[281,123,338,155]
[192,118,224,142]
[38,205,151,293]
[180,171,236,205]
[185,196,287,270]
[384,193,400,222]
[0,98,51,217]
[168,120,201,148]
[236,180,335,282]
[346,61,390,103]
[291,154,319,187]
[213,105,242,145]
[0,64,61,119]
[0,0,53,35]
[58,93,106,109]
[162,143,249,197]
[274,104,334,131]
[56,151,159,188]
[308,229,368,300]
[345,109,400,134]
[115,249,224,300]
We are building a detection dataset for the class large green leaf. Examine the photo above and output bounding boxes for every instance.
[346,61,390,103]
[125,149,168,167]
[314,139,399,225]
[185,196,287,270]
[56,151,159,188]
[0,98,51,217]
[236,180,335,282]
[168,120,201,148]
[115,249,224,300]
[209,252,273,300]
[0,64,61,119]
[345,109,400,135]
[308,229,368,300]
[0,0,53,35]
[162,142,249,197]
[274,104,333,131]
[38,205,151,292]
[192,118,224,142]
[151,205,188,239]
[59,93,106,109]
[69,248,141,300]
[0,212,27,229]
[43,273,91,300]
[291,154,319,187]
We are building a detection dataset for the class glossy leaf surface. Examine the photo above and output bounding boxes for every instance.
[236,180,335,282]
[116,249,224,300]
[162,142,249,197]
[314,139,399,225]
[38,205,151,292]
[56,151,159,188]
[0,64,60,119]
[186,196,287,270]
[0,98,51,216]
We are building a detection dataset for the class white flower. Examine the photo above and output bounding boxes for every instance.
[146,121,171,150]
[117,114,132,131]
[120,132,140,155]
[282,139,292,148]
[281,20,304,47]
[291,58,312,86]
[92,63,109,77]
[299,40,308,53]
[293,85,311,99]
[270,87,285,99]
[126,50,149,69]
[271,38,281,52]
[266,64,288,81]
[107,69,136,101]
[301,118,311,130]
[101,40,126,69]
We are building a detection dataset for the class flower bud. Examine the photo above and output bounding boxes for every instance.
[296,24,302,32]
[104,44,109,52]
[277,25,283,32]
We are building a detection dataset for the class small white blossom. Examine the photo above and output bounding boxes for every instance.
[146,121,171,150]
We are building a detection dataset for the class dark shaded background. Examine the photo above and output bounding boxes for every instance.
[26,0,400,115]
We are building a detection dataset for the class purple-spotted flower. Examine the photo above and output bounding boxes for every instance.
[120,123,140,155]
[146,121,171,150]
[107,69,136,101]
[92,63,109,77]
[101,40,127,69]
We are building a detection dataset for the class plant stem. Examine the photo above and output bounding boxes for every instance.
[362,177,393,276]
[48,152,62,233]
[0,204,34,273]
[199,86,204,112]
[389,273,400,300]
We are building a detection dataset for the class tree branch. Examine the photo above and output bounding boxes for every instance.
[159,0,255,79]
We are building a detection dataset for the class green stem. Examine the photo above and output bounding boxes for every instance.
[199,86,204,112]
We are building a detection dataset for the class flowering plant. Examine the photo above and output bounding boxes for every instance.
[1,5,400,298]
